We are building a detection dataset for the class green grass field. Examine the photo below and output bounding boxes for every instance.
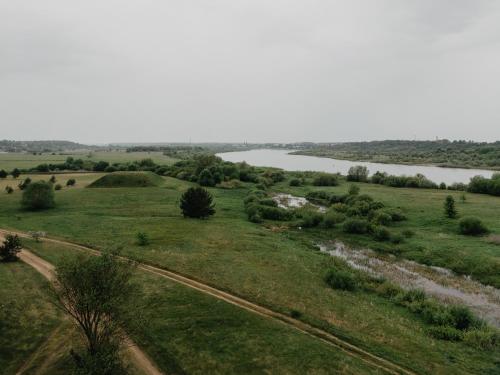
[18,239,383,375]
[0,261,62,374]
[1,173,499,374]
[0,151,178,171]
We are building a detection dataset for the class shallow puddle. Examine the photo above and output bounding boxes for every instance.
[319,241,500,327]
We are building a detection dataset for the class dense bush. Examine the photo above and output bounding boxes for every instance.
[289,178,302,186]
[136,232,150,246]
[54,184,62,191]
[458,217,488,236]
[324,268,357,291]
[322,211,345,228]
[0,169,7,178]
[66,178,76,187]
[0,234,22,262]
[371,171,437,189]
[372,226,391,241]
[21,181,55,210]
[347,165,368,182]
[18,177,31,191]
[5,186,13,194]
[299,211,324,228]
[343,218,370,234]
[312,173,339,186]
[180,187,215,219]
[467,174,500,196]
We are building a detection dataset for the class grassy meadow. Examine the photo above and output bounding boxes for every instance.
[0,151,178,171]
[0,168,499,374]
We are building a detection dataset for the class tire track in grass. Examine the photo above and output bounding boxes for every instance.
[1,229,416,375]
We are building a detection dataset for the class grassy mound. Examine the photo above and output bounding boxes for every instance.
[87,172,163,188]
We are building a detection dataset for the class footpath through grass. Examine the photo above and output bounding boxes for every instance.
[23,239,383,375]
[0,174,498,373]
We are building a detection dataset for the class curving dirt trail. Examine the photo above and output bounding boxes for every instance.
[1,229,415,375]
[0,232,164,375]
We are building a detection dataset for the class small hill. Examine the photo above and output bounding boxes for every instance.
[87,172,163,188]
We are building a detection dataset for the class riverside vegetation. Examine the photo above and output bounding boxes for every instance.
[0,150,499,374]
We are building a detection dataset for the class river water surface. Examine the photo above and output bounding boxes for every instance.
[217,149,494,185]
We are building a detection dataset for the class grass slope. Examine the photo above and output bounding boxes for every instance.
[0,261,61,374]
[88,171,164,188]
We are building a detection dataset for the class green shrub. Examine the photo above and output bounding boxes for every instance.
[0,234,22,262]
[348,184,360,195]
[289,178,301,187]
[5,186,13,194]
[324,269,357,291]
[21,181,55,210]
[322,211,345,228]
[372,212,392,226]
[342,218,370,234]
[54,184,62,191]
[463,329,499,350]
[300,211,324,228]
[217,179,243,189]
[290,309,302,319]
[444,195,457,218]
[66,178,76,186]
[312,173,339,186]
[458,217,488,235]
[372,226,391,241]
[449,305,478,330]
[427,326,463,341]
[384,208,407,221]
[390,234,404,244]
[259,206,293,221]
[347,165,369,182]
[136,232,150,246]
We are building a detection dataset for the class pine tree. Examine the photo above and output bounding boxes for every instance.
[180,187,215,218]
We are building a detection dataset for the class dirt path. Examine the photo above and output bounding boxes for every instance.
[6,241,163,375]
[1,229,415,375]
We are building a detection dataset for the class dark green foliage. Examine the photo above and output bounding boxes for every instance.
[468,174,500,197]
[198,168,215,187]
[5,186,13,194]
[66,178,76,187]
[347,165,368,182]
[402,229,415,238]
[458,217,488,236]
[11,168,20,178]
[258,206,293,221]
[136,232,150,246]
[322,211,345,228]
[0,169,7,178]
[49,175,56,183]
[372,226,391,241]
[372,211,392,226]
[54,184,62,191]
[439,182,447,190]
[18,178,31,191]
[289,309,302,319]
[370,172,438,189]
[88,172,162,188]
[312,173,339,186]
[180,187,215,219]
[21,181,55,210]
[324,269,357,291]
[299,211,324,228]
[0,234,22,262]
[93,160,110,172]
[444,195,457,218]
[343,218,370,234]
[348,184,360,195]
[289,178,301,187]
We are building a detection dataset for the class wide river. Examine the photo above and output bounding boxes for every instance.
[217,149,495,185]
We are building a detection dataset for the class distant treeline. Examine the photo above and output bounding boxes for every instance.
[0,140,99,153]
[292,140,500,170]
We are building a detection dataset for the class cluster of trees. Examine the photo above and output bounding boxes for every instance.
[467,174,500,196]
[370,171,438,189]
[243,186,409,243]
[294,140,500,169]
[31,157,161,173]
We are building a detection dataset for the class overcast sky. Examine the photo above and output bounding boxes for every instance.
[1,1,499,144]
